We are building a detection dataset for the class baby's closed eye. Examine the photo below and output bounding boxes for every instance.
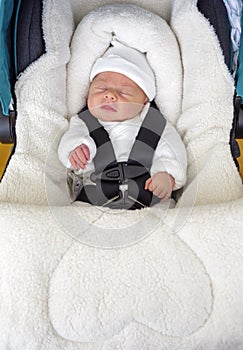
[119,90,133,96]
[95,86,107,92]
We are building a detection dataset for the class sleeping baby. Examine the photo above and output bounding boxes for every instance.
[58,39,187,209]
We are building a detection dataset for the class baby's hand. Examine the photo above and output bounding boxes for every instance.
[145,172,175,202]
[69,144,90,170]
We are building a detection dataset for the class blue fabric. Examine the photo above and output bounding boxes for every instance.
[236,9,243,98]
[0,0,14,116]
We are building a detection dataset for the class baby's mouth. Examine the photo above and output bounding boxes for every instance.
[100,104,117,112]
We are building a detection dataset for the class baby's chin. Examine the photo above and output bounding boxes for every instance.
[92,113,134,122]
[89,109,134,122]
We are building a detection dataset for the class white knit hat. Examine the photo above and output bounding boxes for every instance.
[90,39,156,101]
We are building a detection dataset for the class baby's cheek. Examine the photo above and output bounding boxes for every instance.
[87,95,95,109]
[120,102,144,119]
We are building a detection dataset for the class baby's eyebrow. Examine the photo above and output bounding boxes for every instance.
[119,84,133,88]
[93,78,107,84]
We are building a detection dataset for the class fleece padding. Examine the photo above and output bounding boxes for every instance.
[0,1,242,349]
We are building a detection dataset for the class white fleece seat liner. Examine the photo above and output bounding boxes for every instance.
[0,1,242,349]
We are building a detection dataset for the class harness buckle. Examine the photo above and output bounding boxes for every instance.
[89,162,152,209]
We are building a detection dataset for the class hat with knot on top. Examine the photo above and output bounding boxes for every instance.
[90,38,156,101]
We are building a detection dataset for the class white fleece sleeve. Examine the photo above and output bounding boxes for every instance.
[58,115,97,169]
[150,121,187,190]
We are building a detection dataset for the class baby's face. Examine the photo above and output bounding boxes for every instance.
[87,72,148,122]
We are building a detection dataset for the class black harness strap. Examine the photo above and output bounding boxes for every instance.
[78,109,119,206]
[128,107,167,168]
[79,109,117,171]
[77,107,167,209]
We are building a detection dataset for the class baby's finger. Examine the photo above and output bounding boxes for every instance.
[75,148,88,165]
[69,154,78,170]
[72,152,86,169]
[160,191,171,203]
[153,185,164,198]
[81,144,90,161]
[145,177,153,190]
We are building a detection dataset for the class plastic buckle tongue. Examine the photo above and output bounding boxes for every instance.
[91,162,126,183]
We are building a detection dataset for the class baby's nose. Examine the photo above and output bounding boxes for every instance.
[104,90,116,101]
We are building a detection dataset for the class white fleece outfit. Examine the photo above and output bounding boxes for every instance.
[58,104,187,191]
